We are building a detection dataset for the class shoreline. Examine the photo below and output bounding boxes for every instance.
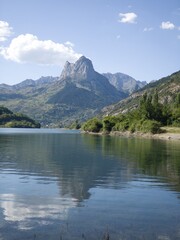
[110,131,180,141]
[82,130,180,141]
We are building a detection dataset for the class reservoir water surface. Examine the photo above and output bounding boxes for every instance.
[0,128,180,239]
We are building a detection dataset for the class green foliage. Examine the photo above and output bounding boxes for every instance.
[139,120,161,134]
[69,120,81,129]
[0,106,13,115]
[140,70,180,92]
[82,91,180,134]
[82,117,103,133]
[4,120,39,128]
[113,118,129,132]
[102,116,120,132]
[139,92,163,121]
[138,91,180,126]
[0,106,40,128]
[171,107,180,127]
[175,93,180,108]
[112,116,161,134]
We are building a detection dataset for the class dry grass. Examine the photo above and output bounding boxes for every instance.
[161,126,180,134]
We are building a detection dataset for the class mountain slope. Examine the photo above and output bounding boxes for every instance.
[44,56,127,125]
[55,56,126,104]
[0,106,40,128]
[102,71,180,116]
[103,72,146,94]
[13,76,59,90]
[0,56,128,127]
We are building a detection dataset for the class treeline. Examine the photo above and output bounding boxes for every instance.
[82,92,180,134]
[0,106,41,128]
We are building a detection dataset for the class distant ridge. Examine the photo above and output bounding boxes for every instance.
[101,70,180,117]
[103,72,146,94]
[48,55,126,107]
[0,56,146,127]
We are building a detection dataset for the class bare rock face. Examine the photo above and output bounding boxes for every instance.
[60,56,96,80]
[58,56,125,101]
[103,72,147,94]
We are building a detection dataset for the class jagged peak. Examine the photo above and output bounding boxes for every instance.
[74,56,94,72]
[75,56,93,66]
[60,56,95,80]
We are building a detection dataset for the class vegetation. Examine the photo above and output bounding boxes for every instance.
[104,70,180,118]
[69,120,81,129]
[139,70,180,92]
[0,106,41,128]
[82,117,103,133]
[82,91,180,134]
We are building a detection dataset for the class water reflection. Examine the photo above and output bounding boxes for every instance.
[83,135,180,191]
[1,192,76,230]
[0,130,180,239]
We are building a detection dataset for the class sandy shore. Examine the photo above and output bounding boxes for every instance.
[110,131,180,141]
[82,130,180,141]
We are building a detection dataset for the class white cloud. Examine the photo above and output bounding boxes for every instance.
[0,34,82,65]
[118,12,137,24]
[160,21,175,30]
[65,41,74,47]
[0,20,13,41]
[1,193,77,230]
[143,27,154,32]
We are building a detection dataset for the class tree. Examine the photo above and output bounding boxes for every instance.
[82,118,103,133]
[139,93,154,120]
[102,116,118,132]
[175,93,180,107]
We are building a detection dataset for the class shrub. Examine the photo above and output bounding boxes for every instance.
[113,119,129,132]
[82,118,103,133]
[4,120,40,128]
[129,122,136,133]
[102,116,119,132]
[140,120,161,134]
[69,120,81,129]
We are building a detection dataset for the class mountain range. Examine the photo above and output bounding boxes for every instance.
[0,56,146,127]
[103,72,146,94]
[101,70,180,117]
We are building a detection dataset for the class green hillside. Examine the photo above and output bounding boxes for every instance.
[102,71,180,116]
[82,71,180,134]
[0,106,41,128]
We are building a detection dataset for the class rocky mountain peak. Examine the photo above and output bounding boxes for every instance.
[60,56,96,80]
[75,56,94,69]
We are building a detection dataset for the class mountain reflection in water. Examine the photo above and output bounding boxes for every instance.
[0,129,179,239]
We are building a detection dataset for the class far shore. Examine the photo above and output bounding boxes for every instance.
[82,129,180,141]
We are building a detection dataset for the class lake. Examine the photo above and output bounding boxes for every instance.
[0,128,180,240]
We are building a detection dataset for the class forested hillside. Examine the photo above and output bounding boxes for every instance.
[102,71,180,117]
[82,90,180,134]
[0,106,41,128]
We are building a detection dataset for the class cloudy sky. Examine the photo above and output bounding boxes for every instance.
[0,0,180,84]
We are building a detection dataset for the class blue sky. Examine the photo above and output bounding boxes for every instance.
[0,0,180,84]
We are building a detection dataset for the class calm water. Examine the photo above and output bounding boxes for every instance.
[0,128,180,240]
